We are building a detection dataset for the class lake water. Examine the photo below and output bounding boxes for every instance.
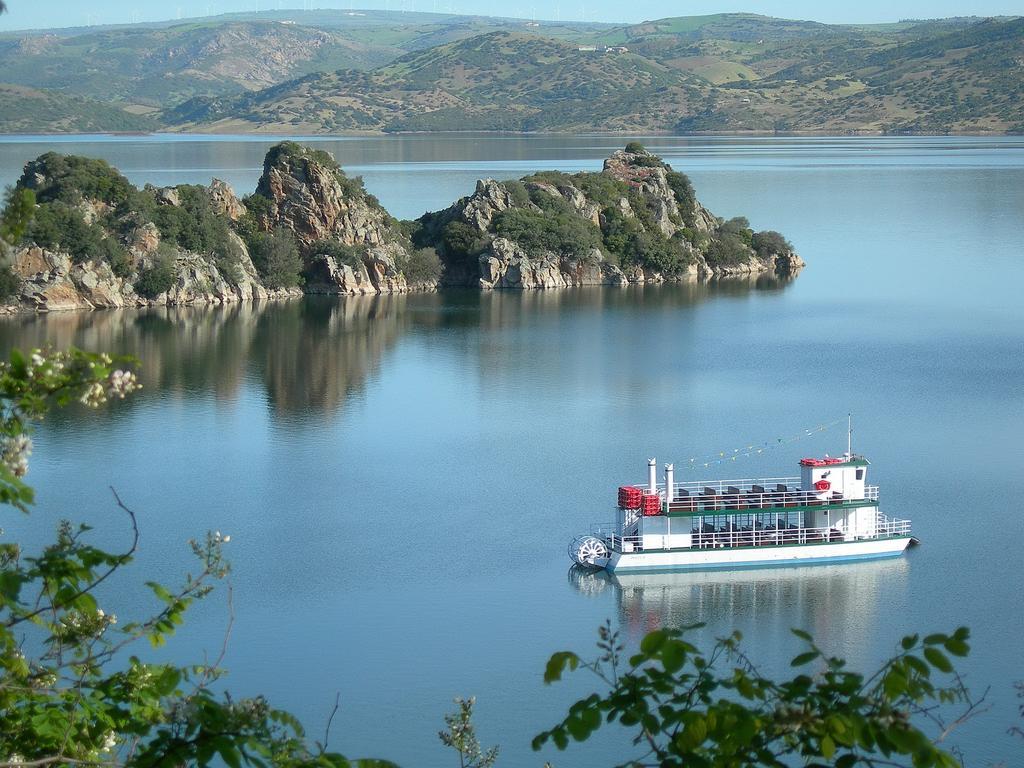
[1,134,1023,766]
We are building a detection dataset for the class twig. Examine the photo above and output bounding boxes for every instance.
[323,692,341,752]
[5,487,139,628]
[195,582,235,692]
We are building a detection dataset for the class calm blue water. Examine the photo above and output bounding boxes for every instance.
[1,135,1023,766]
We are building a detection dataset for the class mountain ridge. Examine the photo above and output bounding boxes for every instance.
[0,12,1021,134]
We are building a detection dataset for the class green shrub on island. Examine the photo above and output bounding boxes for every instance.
[752,229,793,257]
[26,202,131,277]
[118,185,241,271]
[494,205,602,259]
[666,170,697,222]
[0,187,35,245]
[19,152,135,207]
[309,238,366,270]
[247,228,303,289]
[402,246,442,283]
[705,233,751,266]
[134,249,176,298]
[0,265,20,301]
[624,141,646,153]
[720,216,754,246]
[440,219,489,264]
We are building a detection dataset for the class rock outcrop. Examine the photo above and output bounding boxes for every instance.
[479,239,629,290]
[1,142,803,313]
[10,245,300,313]
[255,142,413,295]
[416,144,803,290]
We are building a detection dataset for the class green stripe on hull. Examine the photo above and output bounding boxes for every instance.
[609,548,907,573]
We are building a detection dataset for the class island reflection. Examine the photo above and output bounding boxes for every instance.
[0,276,795,420]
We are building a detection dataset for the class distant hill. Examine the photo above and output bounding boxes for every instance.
[166,31,704,133]
[0,21,405,107]
[0,11,1021,135]
[0,83,158,133]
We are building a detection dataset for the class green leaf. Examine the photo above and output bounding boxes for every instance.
[943,637,969,657]
[923,647,953,673]
[661,640,687,673]
[900,633,919,650]
[791,651,819,667]
[905,655,931,677]
[543,651,579,684]
[791,628,812,641]
[821,735,836,759]
[552,729,568,750]
[883,670,907,698]
[640,629,668,655]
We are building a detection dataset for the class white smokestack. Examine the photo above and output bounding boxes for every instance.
[647,458,657,492]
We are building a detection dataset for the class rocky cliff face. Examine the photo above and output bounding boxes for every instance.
[10,244,300,312]
[254,143,414,296]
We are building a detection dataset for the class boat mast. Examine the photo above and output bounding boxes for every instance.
[847,413,853,457]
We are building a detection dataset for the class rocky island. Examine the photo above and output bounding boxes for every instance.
[0,142,803,312]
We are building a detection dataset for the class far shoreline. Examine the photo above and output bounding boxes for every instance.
[1,129,1022,141]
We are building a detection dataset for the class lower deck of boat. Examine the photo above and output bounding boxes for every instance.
[603,536,913,573]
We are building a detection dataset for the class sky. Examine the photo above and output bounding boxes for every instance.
[0,0,1019,30]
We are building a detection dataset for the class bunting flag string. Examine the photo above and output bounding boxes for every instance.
[682,417,848,470]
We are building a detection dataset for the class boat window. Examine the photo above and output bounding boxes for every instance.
[856,469,864,480]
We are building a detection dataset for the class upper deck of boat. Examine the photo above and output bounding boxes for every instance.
[622,476,879,516]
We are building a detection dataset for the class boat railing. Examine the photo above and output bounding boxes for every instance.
[638,476,802,494]
[663,485,878,513]
[875,513,911,538]
[594,511,910,554]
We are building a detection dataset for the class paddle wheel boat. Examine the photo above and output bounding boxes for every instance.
[569,454,915,572]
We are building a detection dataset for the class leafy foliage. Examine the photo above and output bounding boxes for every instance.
[493,204,602,259]
[535,621,975,767]
[439,220,489,266]
[26,202,131,276]
[401,247,442,284]
[248,228,303,289]
[438,697,498,768]
[129,185,241,268]
[704,234,751,267]
[665,171,696,222]
[310,239,366,270]
[19,152,136,207]
[134,251,177,299]
[0,187,35,299]
[1,187,36,245]
[752,230,793,257]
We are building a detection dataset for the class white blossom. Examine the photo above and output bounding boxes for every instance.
[106,369,141,399]
[0,433,32,477]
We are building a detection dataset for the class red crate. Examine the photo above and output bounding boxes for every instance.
[641,494,662,516]
[618,485,643,509]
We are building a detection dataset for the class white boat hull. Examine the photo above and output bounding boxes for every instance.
[606,537,913,573]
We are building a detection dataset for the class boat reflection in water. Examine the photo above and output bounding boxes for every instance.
[568,558,911,656]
